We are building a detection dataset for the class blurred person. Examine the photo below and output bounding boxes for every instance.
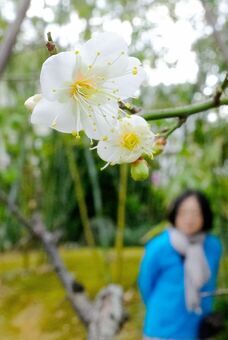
[138,190,223,339]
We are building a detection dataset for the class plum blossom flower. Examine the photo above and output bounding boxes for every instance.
[95,115,155,168]
[28,32,146,140]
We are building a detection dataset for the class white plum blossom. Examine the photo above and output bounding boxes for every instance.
[96,115,155,167]
[29,32,146,140]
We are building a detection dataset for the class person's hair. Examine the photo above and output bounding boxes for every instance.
[167,189,213,232]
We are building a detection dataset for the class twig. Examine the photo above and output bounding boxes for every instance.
[118,100,141,114]
[0,0,31,78]
[149,118,187,158]
[213,72,228,106]
[151,73,228,140]
[46,32,57,55]
[142,97,228,121]
[159,117,187,138]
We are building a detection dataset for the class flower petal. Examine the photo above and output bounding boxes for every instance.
[97,142,121,164]
[31,98,82,133]
[87,55,129,83]
[31,98,56,126]
[126,114,149,127]
[79,100,119,140]
[103,57,147,99]
[40,51,78,101]
[82,32,128,67]
[96,114,155,165]
[97,141,141,164]
[55,103,82,133]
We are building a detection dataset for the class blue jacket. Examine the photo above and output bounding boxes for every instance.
[138,228,222,339]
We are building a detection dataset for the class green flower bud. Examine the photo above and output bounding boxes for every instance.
[131,159,149,181]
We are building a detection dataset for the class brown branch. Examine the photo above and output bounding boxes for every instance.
[118,100,141,114]
[0,189,92,325]
[0,0,31,78]
[213,72,228,106]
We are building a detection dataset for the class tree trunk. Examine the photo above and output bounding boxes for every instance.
[0,0,31,78]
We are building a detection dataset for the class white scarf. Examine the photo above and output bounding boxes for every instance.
[168,226,211,314]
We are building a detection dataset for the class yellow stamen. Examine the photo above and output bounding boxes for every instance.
[70,79,97,99]
[72,130,80,139]
[121,132,140,150]
[132,66,138,75]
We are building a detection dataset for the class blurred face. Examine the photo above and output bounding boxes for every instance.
[175,195,204,236]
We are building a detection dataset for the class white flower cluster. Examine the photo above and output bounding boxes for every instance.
[25,32,155,175]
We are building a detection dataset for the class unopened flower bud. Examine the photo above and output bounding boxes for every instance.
[152,136,167,156]
[24,94,42,112]
[131,159,149,181]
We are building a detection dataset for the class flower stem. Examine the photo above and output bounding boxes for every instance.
[65,139,95,247]
[114,163,128,283]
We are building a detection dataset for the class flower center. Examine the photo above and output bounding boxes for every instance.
[70,79,96,99]
[121,132,140,150]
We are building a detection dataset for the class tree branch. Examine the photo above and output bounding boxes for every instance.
[118,100,141,114]
[159,117,187,138]
[0,189,127,338]
[0,0,31,78]
[213,73,228,105]
[142,97,228,121]
[143,72,228,121]
[0,189,92,325]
